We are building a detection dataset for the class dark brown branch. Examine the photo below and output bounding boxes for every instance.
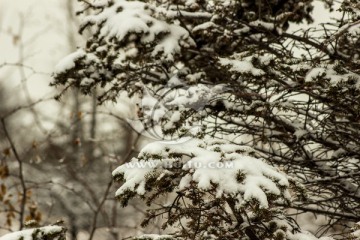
[88,179,113,240]
[278,204,360,221]
[1,118,27,230]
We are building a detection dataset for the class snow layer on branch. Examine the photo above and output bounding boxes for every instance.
[80,0,195,62]
[219,58,265,76]
[54,49,85,74]
[192,21,219,32]
[113,138,290,209]
[305,64,360,88]
[0,226,64,240]
[249,20,275,30]
[288,231,333,240]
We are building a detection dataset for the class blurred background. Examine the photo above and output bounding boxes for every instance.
[0,1,157,239]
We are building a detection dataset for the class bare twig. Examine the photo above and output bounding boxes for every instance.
[88,179,113,240]
[1,118,27,230]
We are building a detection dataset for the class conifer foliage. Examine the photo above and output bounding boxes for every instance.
[52,0,360,239]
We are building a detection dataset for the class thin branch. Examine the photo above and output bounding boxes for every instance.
[322,19,360,47]
[1,118,27,230]
[88,179,113,240]
[278,204,360,221]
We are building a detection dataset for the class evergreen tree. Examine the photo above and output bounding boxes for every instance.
[52,0,360,239]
